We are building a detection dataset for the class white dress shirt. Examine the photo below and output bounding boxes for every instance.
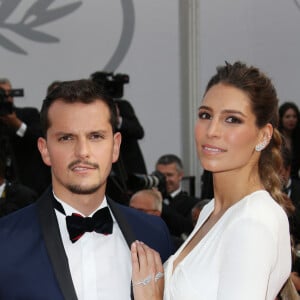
[54,193,132,300]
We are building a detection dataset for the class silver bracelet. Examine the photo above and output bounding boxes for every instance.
[132,275,152,287]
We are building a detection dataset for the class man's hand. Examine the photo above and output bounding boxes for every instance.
[0,111,22,130]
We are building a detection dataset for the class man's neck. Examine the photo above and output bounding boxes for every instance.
[53,188,106,216]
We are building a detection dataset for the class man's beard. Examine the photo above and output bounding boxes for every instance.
[67,183,102,195]
[66,159,102,195]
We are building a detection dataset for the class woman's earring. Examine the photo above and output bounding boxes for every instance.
[255,139,267,152]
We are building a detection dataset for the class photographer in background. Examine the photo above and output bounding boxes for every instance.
[0,78,50,195]
[90,71,147,204]
[155,154,198,239]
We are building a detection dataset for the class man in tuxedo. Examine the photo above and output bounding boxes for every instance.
[0,78,51,195]
[0,79,173,300]
[155,154,198,238]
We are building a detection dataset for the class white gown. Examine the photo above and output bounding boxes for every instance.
[163,190,291,300]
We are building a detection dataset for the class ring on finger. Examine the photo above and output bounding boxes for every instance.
[154,272,164,282]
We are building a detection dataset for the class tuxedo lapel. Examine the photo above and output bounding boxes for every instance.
[36,188,78,300]
[107,198,136,248]
[107,198,136,300]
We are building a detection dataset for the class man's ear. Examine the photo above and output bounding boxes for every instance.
[112,132,122,163]
[178,170,184,181]
[37,137,51,166]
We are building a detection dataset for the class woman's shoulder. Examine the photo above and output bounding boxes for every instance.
[232,190,289,232]
[243,190,285,211]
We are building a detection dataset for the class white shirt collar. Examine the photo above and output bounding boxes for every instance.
[170,186,182,198]
[0,181,5,198]
[52,191,112,218]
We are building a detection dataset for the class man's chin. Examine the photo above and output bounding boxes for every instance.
[67,184,101,195]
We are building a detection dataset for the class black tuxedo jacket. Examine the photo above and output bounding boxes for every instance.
[0,106,51,195]
[0,188,173,299]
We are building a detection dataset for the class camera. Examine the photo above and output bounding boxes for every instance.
[90,71,129,99]
[126,171,167,196]
[0,88,24,116]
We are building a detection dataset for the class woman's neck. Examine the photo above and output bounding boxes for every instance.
[212,171,263,214]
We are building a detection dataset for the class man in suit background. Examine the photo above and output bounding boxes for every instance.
[129,189,163,216]
[155,154,198,240]
[0,78,51,195]
[0,135,37,217]
[129,189,184,250]
[0,79,173,300]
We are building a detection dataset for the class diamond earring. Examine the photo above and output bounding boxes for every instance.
[255,139,267,152]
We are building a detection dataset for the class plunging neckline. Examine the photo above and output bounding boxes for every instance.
[171,190,267,275]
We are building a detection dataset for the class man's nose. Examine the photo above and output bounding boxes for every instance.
[75,138,90,158]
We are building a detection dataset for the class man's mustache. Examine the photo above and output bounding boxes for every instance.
[68,160,99,169]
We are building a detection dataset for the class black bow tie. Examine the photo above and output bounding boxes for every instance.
[54,199,113,243]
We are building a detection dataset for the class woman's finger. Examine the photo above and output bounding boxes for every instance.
[131,241,140,281]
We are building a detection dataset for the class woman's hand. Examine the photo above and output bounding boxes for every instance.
[131,241,164,300]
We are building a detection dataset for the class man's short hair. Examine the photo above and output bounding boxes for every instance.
[156,154,183,172]
[0,78,11,85]
[130,189,163,212]
[40,79,118,137]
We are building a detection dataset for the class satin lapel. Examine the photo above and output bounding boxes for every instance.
[107,198,136,248]
[36,188,78,300]
[107,198,136,300]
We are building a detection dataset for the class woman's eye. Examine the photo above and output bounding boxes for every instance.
[226,116,242,124]
[198,112,211,119]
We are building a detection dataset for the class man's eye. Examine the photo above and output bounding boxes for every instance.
[90,133,104,140]
[58,135,72,141]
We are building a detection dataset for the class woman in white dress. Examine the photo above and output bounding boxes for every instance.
[131,61,293,300]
